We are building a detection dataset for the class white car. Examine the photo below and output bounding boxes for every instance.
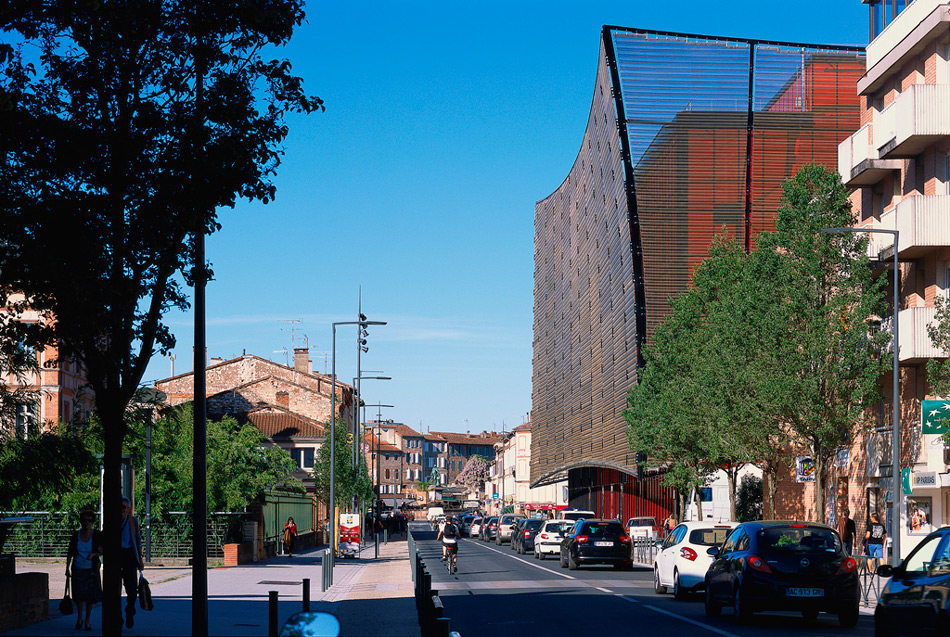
[469,517,482,538]
[653,521,736,599]
[533,520,575,559]
[625,516,659,541]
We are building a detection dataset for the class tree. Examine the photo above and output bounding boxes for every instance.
[454,455,489,490]
[926,298,950,447]
[759,165,889,520]
[735,475,763,523]
[0,431,97,511]
[312,419,373,513]
[0,321,38,434]
[0,2,321,629]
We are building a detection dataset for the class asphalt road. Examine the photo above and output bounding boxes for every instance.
[412,525,875,637]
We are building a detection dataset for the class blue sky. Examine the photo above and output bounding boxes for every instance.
[144,1,869,434]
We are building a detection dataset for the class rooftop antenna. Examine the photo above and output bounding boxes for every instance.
[279,319,304,352]
[272,349,289,366]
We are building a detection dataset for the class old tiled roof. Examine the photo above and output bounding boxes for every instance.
[430,431,502,444]
[246,405,324,440]
[512,422,531,432]
[364,431,401,454]
[391,423,422,438]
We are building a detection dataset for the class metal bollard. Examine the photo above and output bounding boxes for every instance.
[302,578,310,612]
[385,528,389,544]
[434,616,451,637]
[268,590,278,637]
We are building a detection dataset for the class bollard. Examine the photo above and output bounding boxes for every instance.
[434,616,451,637]
[302,578,310,612]
[385,528,389,544]
[268,590,278,637]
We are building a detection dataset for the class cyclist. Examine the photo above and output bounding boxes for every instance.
[438,515,460,570]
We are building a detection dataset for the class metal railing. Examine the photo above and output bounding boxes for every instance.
[631,536,659,565]
[1,511,239,559]
[856,556,883,607]
[409,530,460,637]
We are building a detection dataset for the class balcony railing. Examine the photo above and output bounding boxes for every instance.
[878,84,950,158]
[838,123,901,187]
[878,195,950,258]
[896,305,949,362]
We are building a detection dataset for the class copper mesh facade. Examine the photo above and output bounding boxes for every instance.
[530,27,864,490]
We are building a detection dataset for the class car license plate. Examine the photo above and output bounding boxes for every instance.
[786,587,823,598]
[594,541,613,547]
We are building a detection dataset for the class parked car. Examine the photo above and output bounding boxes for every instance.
[496,514,525,545]
[459,515,474,536]
[469,517,482,538]
[558,509,596,523]
[559,519,633,571]
[481,517,499,541]
[534,520,574,560]
[515,518,545,555]
[509,518,527,550]
[625,516,660,541]
[653,521,736,599]
[875,525,950,636]
[704,521,859,627]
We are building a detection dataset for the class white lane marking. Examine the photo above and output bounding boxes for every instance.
[466,539,577,580]
[595,586,612,593]
[615,595,739,637]
[617,594,640,604]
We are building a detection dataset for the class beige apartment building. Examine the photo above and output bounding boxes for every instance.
[834,0,950,558]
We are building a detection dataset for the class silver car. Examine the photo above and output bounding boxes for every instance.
[496,514,525,545]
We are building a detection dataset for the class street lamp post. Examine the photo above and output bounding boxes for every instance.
[820,226,901,566]
[330,318,386,561]
[364,403,394,558]
[352,375,390,514]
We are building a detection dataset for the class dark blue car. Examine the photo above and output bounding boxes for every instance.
[875,525,950,636]
[704,521,859,627]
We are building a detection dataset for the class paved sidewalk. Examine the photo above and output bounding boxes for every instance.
[8,539,419,636]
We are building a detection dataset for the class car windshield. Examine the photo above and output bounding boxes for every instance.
[525,520,544,530]
[903,533,950,575]
[544,522,573,533]
[472,518,481,524]
[488,518,498,524]
[689,528,732,546]
[629,518,656,527]
[501,516,515,524]
[581,522,624,539]
[761,526,841,552]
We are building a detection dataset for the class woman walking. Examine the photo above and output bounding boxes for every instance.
[283,516,298,557]
[65,511,103,631]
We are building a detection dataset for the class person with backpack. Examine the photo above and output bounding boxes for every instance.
[66,510,103,631]
[438,515,460,572]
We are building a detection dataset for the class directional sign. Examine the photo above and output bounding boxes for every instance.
[921,400,950,434]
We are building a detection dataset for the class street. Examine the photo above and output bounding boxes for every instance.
[412,526,875,637]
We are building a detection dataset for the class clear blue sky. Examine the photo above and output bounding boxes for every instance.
[143,0,869,434]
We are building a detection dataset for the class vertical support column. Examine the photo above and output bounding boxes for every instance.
[744,43,756,254]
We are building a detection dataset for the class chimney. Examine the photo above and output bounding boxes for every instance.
[276,391,289,408]
[293,347,311,373]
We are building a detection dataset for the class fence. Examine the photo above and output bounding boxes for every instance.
[1,511,242,559]
[262,491,314,545]
[408,530,461,637]
[856,556,883,607]
[631,536,659,565]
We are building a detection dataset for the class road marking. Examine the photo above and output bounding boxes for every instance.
[615,594,739,637]
[594,586,612,593]
[469,540,576,580]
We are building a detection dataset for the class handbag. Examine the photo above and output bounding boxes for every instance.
[137,574,153,611]
[59,573,73,615]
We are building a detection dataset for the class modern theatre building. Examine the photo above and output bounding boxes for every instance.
[530,26,865,519]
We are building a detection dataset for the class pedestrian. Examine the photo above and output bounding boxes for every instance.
[865,512,887,567]
[837,507,856,556]
[119,497,143,629]
[663,513,676,537]
[66,510,103,631]
[283,516,297,557]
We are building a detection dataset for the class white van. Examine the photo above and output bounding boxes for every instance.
[558,509,595,522]
[426,506,444,522]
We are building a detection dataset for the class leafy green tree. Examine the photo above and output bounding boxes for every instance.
[925,297,950,445]
[0,1,321,626]
[312,419,373,513]
[0,330,38,434]
[0,431,97,511]
[735,475,763,522]
[758,165,889,520]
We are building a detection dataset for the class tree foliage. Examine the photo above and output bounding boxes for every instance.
[312,419,374,510]
[0,430,97,510]
[735,475,763,523]
[454,455,489,489]
[0,2,320,626]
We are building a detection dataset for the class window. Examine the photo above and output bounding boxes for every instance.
[902,533,948,574]
[384,468,390,480]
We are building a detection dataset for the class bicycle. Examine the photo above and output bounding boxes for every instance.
[444,540,458,574]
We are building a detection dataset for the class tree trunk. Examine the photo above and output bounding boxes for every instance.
[100,404,126,635]
[813,445,825,524]
[693,484,702,520]
[726,467,738,522]
[765,464,778,520]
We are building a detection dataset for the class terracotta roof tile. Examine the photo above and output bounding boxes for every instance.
[246,406,324,439]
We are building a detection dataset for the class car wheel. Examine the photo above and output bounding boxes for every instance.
[874,617,893,637]
[838,604,859,629]
[568,552,579,570]
[802,609,819,622]
[654,567,667,594]
[704,582,721,617]
[673,569,687,600]
[732,586,751,623]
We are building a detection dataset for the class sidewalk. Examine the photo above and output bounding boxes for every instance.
[8,539,419,636]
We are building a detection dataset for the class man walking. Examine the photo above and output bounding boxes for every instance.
[865,512,887,567]
[119,497,143,628]
[837,507,856,555]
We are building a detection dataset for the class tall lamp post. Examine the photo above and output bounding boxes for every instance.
[820,226,900,566]
[330,317,386,560]
[351,376,390,527]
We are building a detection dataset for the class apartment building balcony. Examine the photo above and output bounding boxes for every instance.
[838,123,901,187]
[877,84,950,158]
[878,195,950,258]
[897,305,950,363]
